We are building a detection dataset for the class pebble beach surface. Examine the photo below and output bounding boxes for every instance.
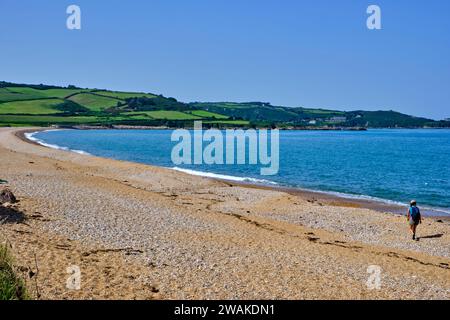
[0,127,449,299]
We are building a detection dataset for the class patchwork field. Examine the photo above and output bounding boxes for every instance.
[0,99,65,115]
[68,93,121,111]
[142,110,201,120]
[92,90,156,100]
[0,83,240,127]
[3,87,87,99]
[3,82,442,128]
[0,88,46,102]
[0,115,102,126]
[187,110,229,119]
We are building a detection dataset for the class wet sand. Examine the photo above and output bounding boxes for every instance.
[1,127,449,300]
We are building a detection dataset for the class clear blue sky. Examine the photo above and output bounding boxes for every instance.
[1,0,449,119]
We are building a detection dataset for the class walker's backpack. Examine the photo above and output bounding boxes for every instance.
[409,206,421,221]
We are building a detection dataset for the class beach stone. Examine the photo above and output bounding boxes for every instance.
[0,188,17,204]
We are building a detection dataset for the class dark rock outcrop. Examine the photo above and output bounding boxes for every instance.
[0,188,17,204]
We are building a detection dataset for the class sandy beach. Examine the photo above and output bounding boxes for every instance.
[0,127,449,300]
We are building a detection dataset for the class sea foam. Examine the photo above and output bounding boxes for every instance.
[25,131,91,155]
[171,167,278,185]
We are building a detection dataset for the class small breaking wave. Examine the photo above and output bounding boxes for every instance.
[171,167,278,185]
[24,131,91,156]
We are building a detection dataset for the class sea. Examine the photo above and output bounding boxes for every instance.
[28,129,450,216]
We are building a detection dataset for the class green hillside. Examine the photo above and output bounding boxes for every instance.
[0,81,448,128]
[344,110,433,128]
[190,102,300,122]
[191,102,448,128]
[0,81,244,127]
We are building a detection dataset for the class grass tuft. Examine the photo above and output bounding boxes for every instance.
[0,244,28,300]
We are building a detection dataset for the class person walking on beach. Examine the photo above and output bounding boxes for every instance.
[407,200,422,240]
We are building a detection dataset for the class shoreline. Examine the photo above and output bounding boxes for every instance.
[20,124,450,130]
[229,181,450,219]
[17,128,449,218]
[1,126,449,299]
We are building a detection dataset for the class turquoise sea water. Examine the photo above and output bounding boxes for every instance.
[31,129,450,214]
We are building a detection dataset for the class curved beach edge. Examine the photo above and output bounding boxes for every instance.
[15,127,449,218]
[1,127,449,300]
